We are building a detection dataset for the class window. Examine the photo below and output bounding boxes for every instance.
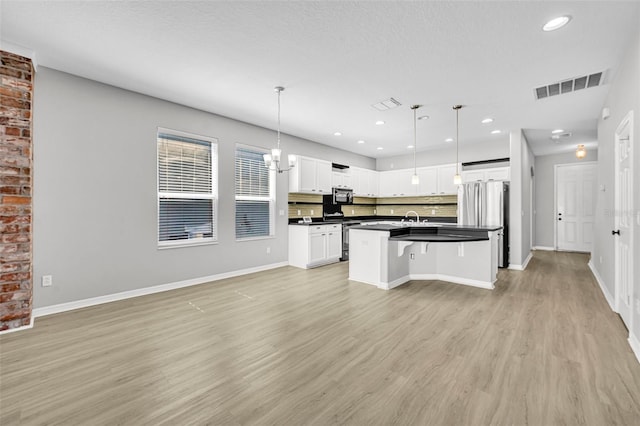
[235,144,275,240]
[157,129,217,247]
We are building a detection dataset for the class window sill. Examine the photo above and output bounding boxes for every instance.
[158,239,218,250]
[235,235,275,242]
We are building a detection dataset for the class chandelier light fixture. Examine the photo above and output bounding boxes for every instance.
[264,86,296,173]
[453,105,463,185]
[411,105,422,185]
[575,144,586,159]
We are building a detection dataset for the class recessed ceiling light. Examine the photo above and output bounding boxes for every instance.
[543,15,571,32]
[417,115,429,121]
[376,147,384,150]
[407,145,414,149]
[375,120,385,125]
[481,118,493,124]
[491,130,501,134]
[333,132,342,136]
[357,140,365,144]
[552,129,564,134]
[445,138,453,143]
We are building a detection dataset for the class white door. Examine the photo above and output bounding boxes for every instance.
[556,163,596,252]
[614,111,634,329]
[299,157,317,193]
[309,232,327,265]
[327,230,342,259]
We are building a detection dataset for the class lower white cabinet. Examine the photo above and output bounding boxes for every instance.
[289,224,342,269]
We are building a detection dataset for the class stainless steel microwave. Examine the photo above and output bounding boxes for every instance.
[332,187,353,205]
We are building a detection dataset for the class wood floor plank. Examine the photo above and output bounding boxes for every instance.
[1,251,639,425]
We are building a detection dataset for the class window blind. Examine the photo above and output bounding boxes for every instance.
[158,131,217,245]
[235,145,274,239]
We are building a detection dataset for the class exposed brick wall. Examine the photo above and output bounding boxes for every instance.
[0,51,33,331]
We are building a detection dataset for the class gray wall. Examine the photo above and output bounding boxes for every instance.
[375,137,509,171]
[592,24,640,345]
[533,150,598,248]
[32,67,375,308]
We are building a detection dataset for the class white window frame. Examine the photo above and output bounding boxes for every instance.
[235,143,276,241]
[157,127,218,249]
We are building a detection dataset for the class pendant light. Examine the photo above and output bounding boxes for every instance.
[453,105,463,185]
[411,105,421,185]
[575,144,586,159]
[264,86,296,173]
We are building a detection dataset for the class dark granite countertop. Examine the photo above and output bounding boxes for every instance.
[349,222,501,243]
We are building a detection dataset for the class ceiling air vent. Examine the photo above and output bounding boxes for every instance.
[372,97,402,111]
[534,71,604,100]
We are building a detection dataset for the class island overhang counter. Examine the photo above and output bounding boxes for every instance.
[348,223,503,290]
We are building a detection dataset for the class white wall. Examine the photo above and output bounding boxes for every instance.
[592,23,640,351]
[508,129,534,269]
[32,67,375,309]
[375,137,509,171]
[533,150,598,249]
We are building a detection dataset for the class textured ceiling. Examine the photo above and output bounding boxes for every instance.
[1,1,638,158]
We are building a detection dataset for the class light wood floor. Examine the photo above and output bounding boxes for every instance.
[1,251,640,425]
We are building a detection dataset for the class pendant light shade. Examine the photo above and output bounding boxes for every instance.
[411,105,421,185]
[453,105,463,185]
[264,86,296,173]
[575,144,586,159]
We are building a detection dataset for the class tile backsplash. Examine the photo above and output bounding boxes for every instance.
[288,194,457,219]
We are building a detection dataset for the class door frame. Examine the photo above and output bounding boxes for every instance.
[613,110,634,323]
[554,161,597,251]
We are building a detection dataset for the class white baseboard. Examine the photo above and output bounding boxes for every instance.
[587,260,615,311]
[533,246,555,251]
[412,273,494,290]
[629,333,640,365]
[508,251,533,271]
[0,315,34,335]
[33,261,289,318]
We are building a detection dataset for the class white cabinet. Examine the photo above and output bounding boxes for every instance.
[436,164,459,194]
[289,156,332,194]
[379,169,414,197]
[289,224,342,269]
[417,167,438,195]
[352,167,379,197]
[331,171,352,189]
[461,166,510,183]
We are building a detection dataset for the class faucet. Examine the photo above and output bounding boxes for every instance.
[405,210,419,223]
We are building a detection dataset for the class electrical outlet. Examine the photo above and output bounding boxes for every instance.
[310,209,314,215]
[297,209,301,215]
[410,253,415,260]
[351,209,354,214]
[266,247,271,254]
[431,209,435,215]
[279,209,285,216]
[599,256,603,264]
[391,209,394,214]
[42,275,52,287]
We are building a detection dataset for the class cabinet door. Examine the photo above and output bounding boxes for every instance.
[462,170,485,183]
[437,164,459,194]
[368,170,379,197]
[309,232,327,264]
[326,229,342,259]
[379,170,413,197]
[485,167,510,181]
[417,167,438,195]
[316,160,332,194]
[351,168,366,196]
[298,157,318,193]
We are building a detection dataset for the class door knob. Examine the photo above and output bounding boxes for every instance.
[612,230,621,235]
[558,218,562,221]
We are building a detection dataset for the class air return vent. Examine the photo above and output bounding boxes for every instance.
[534,71,604,100]
[371,97,402,111]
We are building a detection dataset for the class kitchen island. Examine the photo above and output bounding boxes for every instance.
[348,223,502,290]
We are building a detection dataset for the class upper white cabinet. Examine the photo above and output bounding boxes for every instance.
[436,164,459,195]
[331,171,352,189]
[289,155,332,194]
[379,169,414,197]
[417,167,438,195]
[461,166,510,183]
[351,167,378,197]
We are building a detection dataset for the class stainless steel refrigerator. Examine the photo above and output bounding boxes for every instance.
[458,181,509,268]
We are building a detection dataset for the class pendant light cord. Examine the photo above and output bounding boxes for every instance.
[276,87,282,150]
[413,106,417,174]
[456,107,459,174]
